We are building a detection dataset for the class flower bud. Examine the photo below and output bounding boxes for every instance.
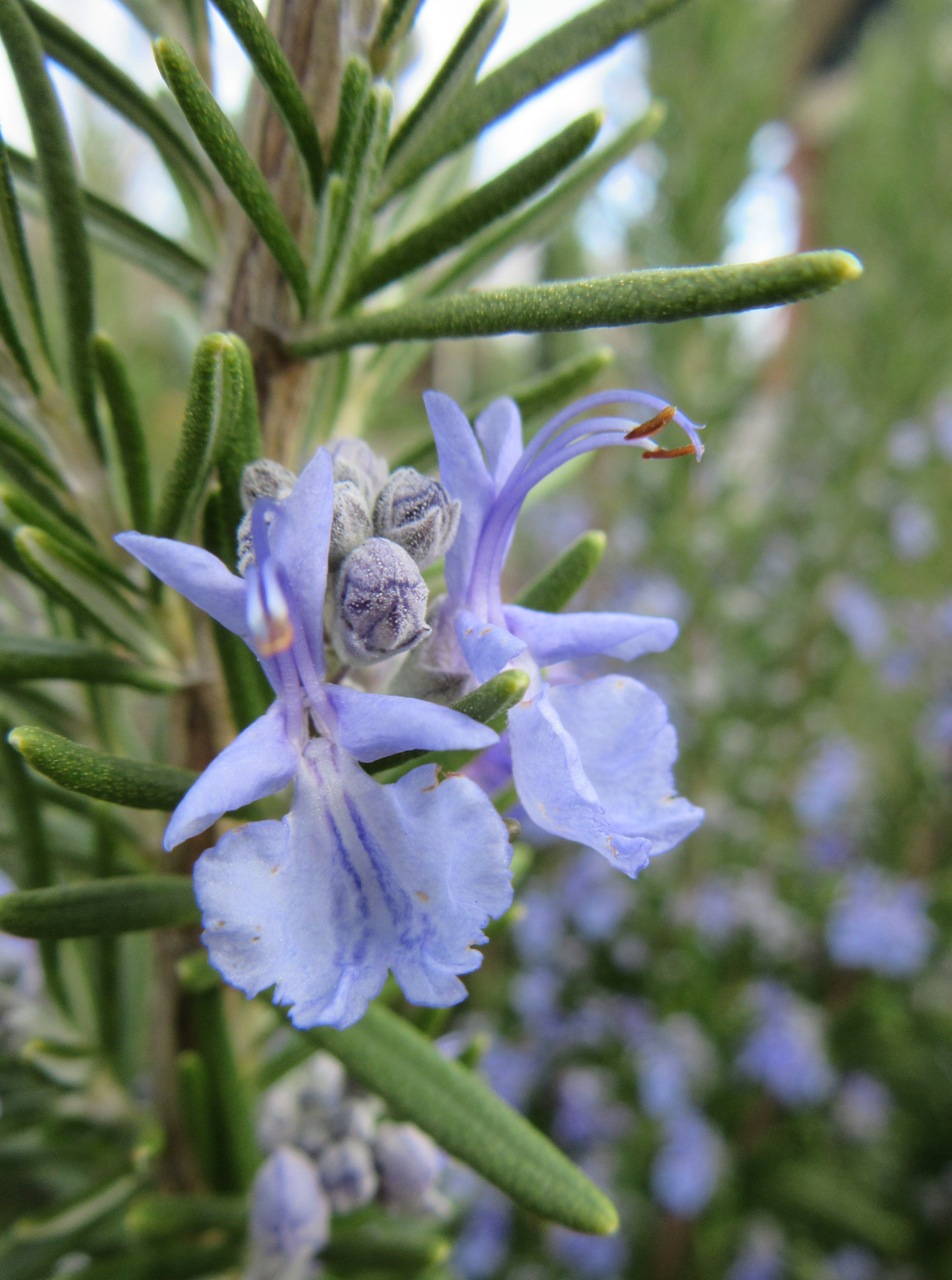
[374,1121,444,1212]
[317,1138,378,1214]
[332,537,430,665]
[240,459,296,512]
[329,481,372,569]
[248,1147,329,1271]
[236,505,279,578]
[327,439,389,508]
[373,467,461,568]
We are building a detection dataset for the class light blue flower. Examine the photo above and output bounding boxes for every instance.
[737,981,835,1107]
[650,1108,725,1217]
[117,448,512,1029]
[416,391,705,878]
[247,1146,328,1280]
[826,867,935,977]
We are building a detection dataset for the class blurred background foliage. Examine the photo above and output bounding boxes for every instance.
[0,0,950,1277]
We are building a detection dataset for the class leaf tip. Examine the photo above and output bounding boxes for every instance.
[835,250,863,281]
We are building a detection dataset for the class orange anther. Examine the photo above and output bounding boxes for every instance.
[625,405,676,440]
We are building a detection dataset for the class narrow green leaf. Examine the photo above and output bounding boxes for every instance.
[385,0,683,198]
[211,332,262,547]
[0,0,101,446]
[327,56,371,177]
[1,482,138,592]
[380,0,506,201]
[0,635,180,692]
[155,332,244,540]
[474,346,615,424]
[352,110,603,301]
[316,83,392,315]
[292,251,864,354]
[23,0,213,203]
[92,333,153,533]
[209,0,325,196]
[7,146,210,300]
[8,724,196,809]
[516,530,607,612]
[154,36,308,311]
[62,1240,240,1280]
[0,398,61,484]
[0,126,48,359]
[126,1194,246,1241]
[188,986,259,1193]
[12,1172,139,1242]
[12,527,167,660]
[769,1164,913,1256]
[0,272,39,391]
[0,876,198,938]
[175,1052,222,1192]
[365,668,530,777]
[0,727,65,1007]
[372,0,426,57]
[324,1219,451,1270]
[309,1004,619,1234]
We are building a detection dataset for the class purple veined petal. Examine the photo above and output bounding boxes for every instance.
[195,739,513,1029]
[507,689,652,876]
[324,684,498,762]
[423,391,495,602]
[474,397,523,489]
[115,532,247,636]
[164,701,299,850]
[455,609,526,684]
[548,675,704,858]
[503,604,679,666]
[270,448,335,677]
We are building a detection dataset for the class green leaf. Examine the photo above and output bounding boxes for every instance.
[0,272,39,391]
[8,725,196,809]
[769,1163,913,1256]
[92,333,153,533]
[23,0,213,208]
[0,396,62,486]
[7,145,210,301]
[0,0,101,448]
[516,530,607,612]
[324,1218,451,1271]
[365,668,530,777]
[327,56,371,177]
[0,635,180,692]
[12,527,168,660]
[0,126,48,363]
[211,332,263,546]
[61,1240,240,1280]
[380,0,507,202]
[1,481,138,593]
[316,83,392,315]
[187,985,259,1193]
[175,1052,222,1192]
[352,110,603,301]
[291,251,864,354]
[372,0,426,59]
[476,346,616,424]
[308,1003,619,1234]
[154,36,309,312]
[385,0,684,198]
[154,332,244,540]
[209,0,325,197]
[11,1172,139,1243]
[126,1194,246,1241]
[0,876,199,938]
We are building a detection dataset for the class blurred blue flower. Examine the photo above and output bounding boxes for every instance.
[650,1109,725,1217]
[725,1224,786,1280]
[737,982,835,1107]
[827,868,935,977]
[825,1245,879,1280]
[833,1073,893,1143]
[118,448,512,1028]
[415,390,704,877]
[247,1146,329,1280]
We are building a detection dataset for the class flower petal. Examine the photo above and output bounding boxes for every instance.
[455,609,526,684]
[503,604,678,666]
[164,701,298,849]
[116,532,246,636]
[474,397,523,489]
[424,391,495,600]
[195,740,512,1029]
[508,688,652,876]
[324,685,498,762]
[270,448,334,674]
[548,675,704,857]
